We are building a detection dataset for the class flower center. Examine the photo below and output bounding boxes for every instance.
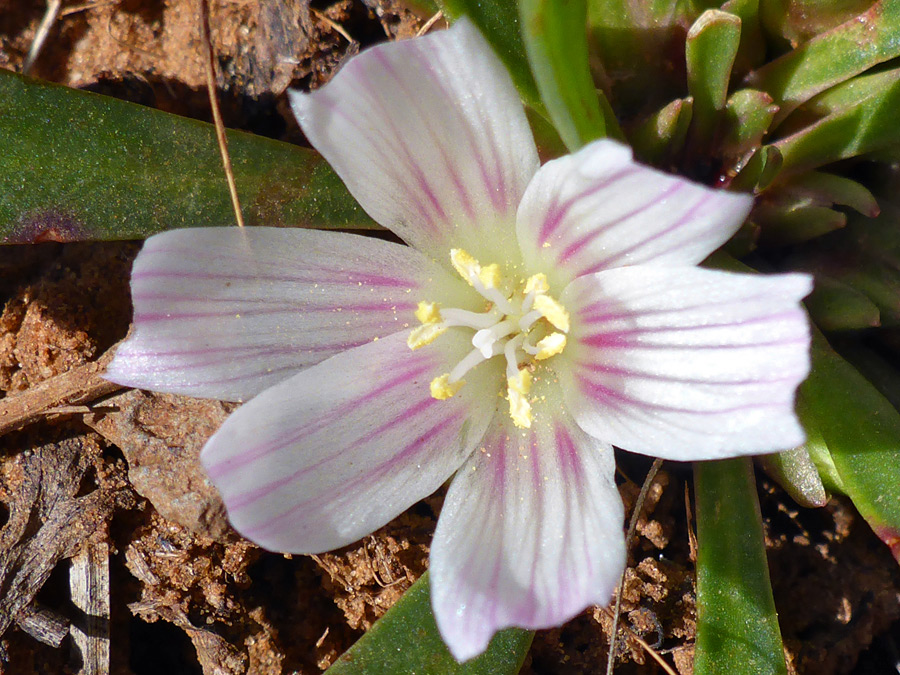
[407,248,569,429]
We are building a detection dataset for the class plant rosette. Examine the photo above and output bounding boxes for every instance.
[106,19,812,661]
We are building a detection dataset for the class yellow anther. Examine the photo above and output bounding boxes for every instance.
[535,332,567,360]
[478,263,503,290]
[431,373,464,399]
[415,300,442,325]
[507,370,533,428]
[408,323,447,350]
[450,248,480,285]
[524,273,549,295]
[533,294,570,333]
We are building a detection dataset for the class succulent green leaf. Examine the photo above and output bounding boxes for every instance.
[773,67,900,175]
[0,70,374,243]
[799,330,900,561]
[748,0,900,125]
[721,89,778,161]
[721,0,766,73]
[730,145,783,192]
[757,447,827,508]
[685,10,743,149]
[519,0,620,149]
[631,97,694,164]
[325,572,533,675]
[803,275,881,331]
[783,172,880,217]
[760,0,882,50]
[796,396,846,494]
[757,204,846,246]
[694,457,788,675]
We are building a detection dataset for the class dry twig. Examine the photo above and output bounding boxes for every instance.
[23,0,62,74]
[0,346,123,438]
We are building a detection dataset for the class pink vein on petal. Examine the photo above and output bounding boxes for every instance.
[205,362,433,479]
[537,166,639,243]
[242,413,462,538]
[227,396,442,510]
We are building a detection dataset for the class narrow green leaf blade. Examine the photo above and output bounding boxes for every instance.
[748,0,900,124]
[0,70,374,242]
[519,0,619,150]
[325,572,533,675]
[800,330,900,560]
[694,457,788,675]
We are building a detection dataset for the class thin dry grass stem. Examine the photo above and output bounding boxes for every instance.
[311,9,354,44]
[600,607,679,675]
[22,0,62,75]
[606,457,664,675]
[416,10,445,37]
[199,0,245,228]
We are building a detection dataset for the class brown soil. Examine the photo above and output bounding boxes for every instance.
[0,1,899,673]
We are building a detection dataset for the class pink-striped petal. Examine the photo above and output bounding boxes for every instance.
[558,266,812,460]
[516,140,753,287]
[430,403,625,662]
[290,19,539,265]
[106,227,472,402]
[201,330,501,554]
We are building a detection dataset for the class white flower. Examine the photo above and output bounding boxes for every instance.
[106,19,811,661]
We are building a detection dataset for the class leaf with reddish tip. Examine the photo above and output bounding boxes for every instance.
[799,329,900,563]
[803,276,881,332]
[0,70,375,242]
[773,67,900,175]
[748,0,900,125]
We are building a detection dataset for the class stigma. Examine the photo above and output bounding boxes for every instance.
[408,249,569,428]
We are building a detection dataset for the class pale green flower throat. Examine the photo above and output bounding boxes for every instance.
[407,249,570,428]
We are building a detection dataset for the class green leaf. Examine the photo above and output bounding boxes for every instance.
[440,0,542,110]
[685,9,743,148]
[730,145,783,192]
[721,0,766,73]
[325,572,533,675]
[519,0,619,150]
[694,457,788,675]
[799,329,900,561]
[756,204,846,247]
[760,0,881,51]
[748,0,900,125]
[0,70,374,243]
[803,275,881,331]
[773,66,900,175]
[632,97,694,164]
[721,89,778,161]
[757,447,827,508]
